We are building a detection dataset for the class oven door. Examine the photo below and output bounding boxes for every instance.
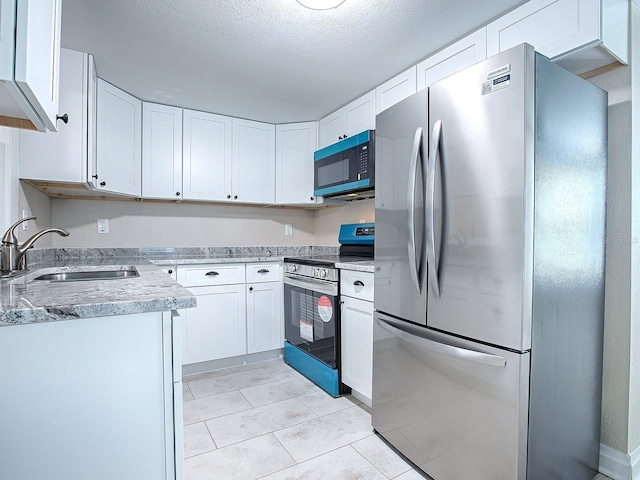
[283,274,339,368]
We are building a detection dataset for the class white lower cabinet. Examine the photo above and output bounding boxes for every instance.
[178,262,283,366]
[247,263,282,353]
[182,284,247,364]
[340,270,374,406]
[0,311,179,480]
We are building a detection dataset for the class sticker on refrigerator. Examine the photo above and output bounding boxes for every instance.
[482,74,511,95]
[317,295,333,323]
[300,318,313,342]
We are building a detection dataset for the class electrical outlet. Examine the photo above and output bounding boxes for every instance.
[285,224,293,236]
[97,218,109,234]
[22,210,29,231]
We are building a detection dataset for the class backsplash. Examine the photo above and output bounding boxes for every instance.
[26,245,339,265]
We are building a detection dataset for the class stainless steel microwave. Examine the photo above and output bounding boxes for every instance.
[314,130,375,199]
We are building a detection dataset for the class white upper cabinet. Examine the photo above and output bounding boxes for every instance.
[487,0,628,74]
[318,90,375,148]
[95,79,142,197]
[0,0,62,132]
[142,103,183,200]
[232,118,275,204]
[375,66,417,114]
[182,109,233,202]
[275,122,319,205]
[20,49,95,184]
[417,28,487,90]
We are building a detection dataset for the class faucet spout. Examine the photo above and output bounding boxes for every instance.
[1,218,70,275]
[17,228,70,255]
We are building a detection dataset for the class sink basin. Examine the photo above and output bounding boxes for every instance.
[33,269,139,282]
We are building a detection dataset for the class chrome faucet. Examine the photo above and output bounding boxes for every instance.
[1,217,69,276]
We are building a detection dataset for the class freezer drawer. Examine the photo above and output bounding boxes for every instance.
[372,313,529,480]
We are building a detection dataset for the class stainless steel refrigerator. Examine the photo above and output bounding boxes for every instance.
[372,43,607,480]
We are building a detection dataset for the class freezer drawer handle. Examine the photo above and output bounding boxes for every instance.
[407,127,424,295]
[377,317,506,368]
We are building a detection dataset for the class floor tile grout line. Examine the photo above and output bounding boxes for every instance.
[349,441,396,480]
[203,397,321,448]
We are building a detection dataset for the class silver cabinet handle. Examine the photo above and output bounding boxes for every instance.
[377,317,506,368]
[427,120,442,299]
[353,280,365,287]
[205,271,219,276]
[407,127,424,296]
[257,269,270,274]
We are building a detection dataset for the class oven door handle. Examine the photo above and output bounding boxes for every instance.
[284,274,338,296]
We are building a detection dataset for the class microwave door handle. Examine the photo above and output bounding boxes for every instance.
[427,120,442,299]
[407,127,423,295]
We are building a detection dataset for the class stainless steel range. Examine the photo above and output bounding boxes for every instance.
[283,223,374,396]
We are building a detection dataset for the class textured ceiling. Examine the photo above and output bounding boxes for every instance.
[60,0,528,124]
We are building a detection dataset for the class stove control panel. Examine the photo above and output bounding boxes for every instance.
[284,263,338,282]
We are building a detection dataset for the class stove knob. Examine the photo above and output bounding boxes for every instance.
[320,269,327,278]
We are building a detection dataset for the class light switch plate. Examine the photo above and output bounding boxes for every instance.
[285,224,293,236]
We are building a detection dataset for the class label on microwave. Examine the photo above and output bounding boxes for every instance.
[317,295,333,323]
[300,319,313,342]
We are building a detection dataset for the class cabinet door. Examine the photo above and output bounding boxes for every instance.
[19,49,91,183]
[486,0,599,60]
[417,28,487,90]
[275,122,318,204]
[181,285,247,365]
[95,79,142,196]
[318,109,346,148]
[232,118,275,203]
[13,0,62,131]
[246,281,283,354]
[318,90,375,149]
[182,109,232,201]
[375,66,417,115]
[142,103,183,200]
[344,90,375,138]
[340,295,374,405]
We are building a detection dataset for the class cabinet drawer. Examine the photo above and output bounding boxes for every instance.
[246,263,280,283]
[340,270,374,302]
[177,264,245,287]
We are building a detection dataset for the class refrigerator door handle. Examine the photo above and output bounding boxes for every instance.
[407,127,423,295]
[377,316,506,368]
[427,120,442,298]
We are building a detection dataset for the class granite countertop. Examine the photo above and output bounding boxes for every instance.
[335,260,375,273]
[0,260,196,327]
[0,245,346,327]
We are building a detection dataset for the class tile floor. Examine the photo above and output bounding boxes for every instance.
[182,358,425,480]
[182,358,612,480]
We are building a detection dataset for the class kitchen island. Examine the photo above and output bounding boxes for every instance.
[0,259,197,480]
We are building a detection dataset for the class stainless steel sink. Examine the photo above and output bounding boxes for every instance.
[33,269,139,282]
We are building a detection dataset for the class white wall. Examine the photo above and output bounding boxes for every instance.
[587,0,640,458]
[0,128,19,234]
[313,199,375,245]
[49,198,317,248]
[15,182,53,246]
